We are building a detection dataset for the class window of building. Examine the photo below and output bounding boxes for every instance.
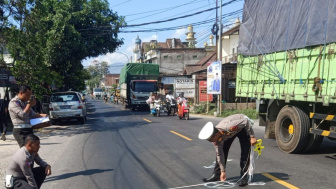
[163,55,168,59]
[193,55,198,59]
[177,55,182,59]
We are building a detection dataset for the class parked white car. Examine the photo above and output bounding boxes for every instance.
[49,91,87,124]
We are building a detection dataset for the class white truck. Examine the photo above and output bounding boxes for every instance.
[93,88,103,99]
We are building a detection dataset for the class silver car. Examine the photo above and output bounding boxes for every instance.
[49,91,87,124]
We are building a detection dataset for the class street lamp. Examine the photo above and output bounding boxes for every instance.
[114,52,130,63]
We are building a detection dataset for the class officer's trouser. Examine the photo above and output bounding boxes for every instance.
[213,129,251,175]
[13,167,46,189]
[13,128,34,148]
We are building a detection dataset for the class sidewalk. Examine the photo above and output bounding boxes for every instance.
[0,125,77,189]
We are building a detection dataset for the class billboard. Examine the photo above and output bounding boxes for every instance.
[174,78,195,98]
[199,81,213,102]
[207,61,222,94]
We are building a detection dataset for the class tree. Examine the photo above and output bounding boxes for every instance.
[85,60,109,90]
[3,0,125,98]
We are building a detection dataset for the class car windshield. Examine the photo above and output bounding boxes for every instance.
[94,88,102,92]
[133,81,158,92]
[51,93,79,102]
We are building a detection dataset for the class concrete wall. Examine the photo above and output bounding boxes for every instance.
[158,49,206,75]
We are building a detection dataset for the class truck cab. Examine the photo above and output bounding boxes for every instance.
[128,80,158,111]
[93,88,103,99]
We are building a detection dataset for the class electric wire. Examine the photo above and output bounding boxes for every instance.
[124,0,241,27]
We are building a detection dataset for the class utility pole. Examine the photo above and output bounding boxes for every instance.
[216,0,223,116]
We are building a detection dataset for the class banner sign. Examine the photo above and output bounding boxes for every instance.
[199,81,213,102]
[174,78,195,98]
[207,61,222,94]
[0,69,16,87]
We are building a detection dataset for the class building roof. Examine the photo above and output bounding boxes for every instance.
[184,52,217,75]
[222,24,240,36]
[142,38,187,52]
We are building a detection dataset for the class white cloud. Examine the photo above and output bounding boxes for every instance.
[172,28,187,39]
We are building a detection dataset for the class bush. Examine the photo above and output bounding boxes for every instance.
[220,109,257,119]
[192,103,257,119]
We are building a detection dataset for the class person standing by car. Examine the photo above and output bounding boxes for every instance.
[8,85,49,147]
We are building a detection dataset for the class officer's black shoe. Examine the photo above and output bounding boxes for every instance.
[203,173,220,182]
[238,175,248,187]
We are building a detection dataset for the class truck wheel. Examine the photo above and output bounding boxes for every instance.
[264,121,276,139]
[131,105,135,111]
[185,113,189,120]
[275,106,309,153]
[303,120,324,153]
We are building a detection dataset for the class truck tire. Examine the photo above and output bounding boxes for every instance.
[304,134,324,153]
[264,121,275,139]
[275,106,309,153]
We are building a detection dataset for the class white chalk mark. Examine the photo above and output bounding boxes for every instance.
[203,161,216,168]
[168,181,235,189]
[168,181,266,189]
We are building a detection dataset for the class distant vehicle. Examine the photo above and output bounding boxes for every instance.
[93,88,103,99]
[119,63,159,111]
[49,91,87,124]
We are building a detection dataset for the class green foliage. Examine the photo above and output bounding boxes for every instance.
[219,109,257,119]
[2,0,124,97]
[192,102,257,119]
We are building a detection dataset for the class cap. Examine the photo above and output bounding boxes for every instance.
[198,122,214,140]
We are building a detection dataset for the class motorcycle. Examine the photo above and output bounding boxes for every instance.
[177,99,189,120]
[166,98,177,116]
[151,100,164,117]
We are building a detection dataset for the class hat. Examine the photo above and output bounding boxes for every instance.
[198,122,215,140]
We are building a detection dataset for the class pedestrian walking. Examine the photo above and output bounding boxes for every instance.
[198,114,257,186]
[0,93,9,141]
[8,85,49,147]
[6,134,51,189]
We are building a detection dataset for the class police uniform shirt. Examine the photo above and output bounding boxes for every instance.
[8,96,36,126]
[6,147,48,188]
[214,114,255,172]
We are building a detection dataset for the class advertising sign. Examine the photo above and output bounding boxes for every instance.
[174,78,195,98]
[199,81,213,102]
[207,61,222,94]
[0,69,16,87]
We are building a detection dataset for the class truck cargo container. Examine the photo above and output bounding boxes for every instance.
[236,0,336,153]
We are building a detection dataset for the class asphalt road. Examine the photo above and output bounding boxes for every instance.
[41,98,336,189]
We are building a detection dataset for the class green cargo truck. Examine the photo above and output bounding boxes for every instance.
[119,63,159,111]
[236,0,336,153]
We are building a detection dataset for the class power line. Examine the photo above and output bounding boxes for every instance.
[120,9,242,33]
[126,0,205,22]
[124,0,241,27]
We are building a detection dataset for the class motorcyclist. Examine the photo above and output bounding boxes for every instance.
[104,93,108,103]
[147,92,160,111]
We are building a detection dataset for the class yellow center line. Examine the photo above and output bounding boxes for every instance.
[262,173,300,189]
[143,118,152,123]
[170,131,192,141]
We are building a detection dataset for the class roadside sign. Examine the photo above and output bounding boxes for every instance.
[207,61,222,94]
[174,78,195,98]
[199,81,213,102]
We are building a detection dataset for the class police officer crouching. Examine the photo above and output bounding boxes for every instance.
[198,114,257,187]
[6,134,51,189]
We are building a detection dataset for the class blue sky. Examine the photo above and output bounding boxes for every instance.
[81,0,244,73]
